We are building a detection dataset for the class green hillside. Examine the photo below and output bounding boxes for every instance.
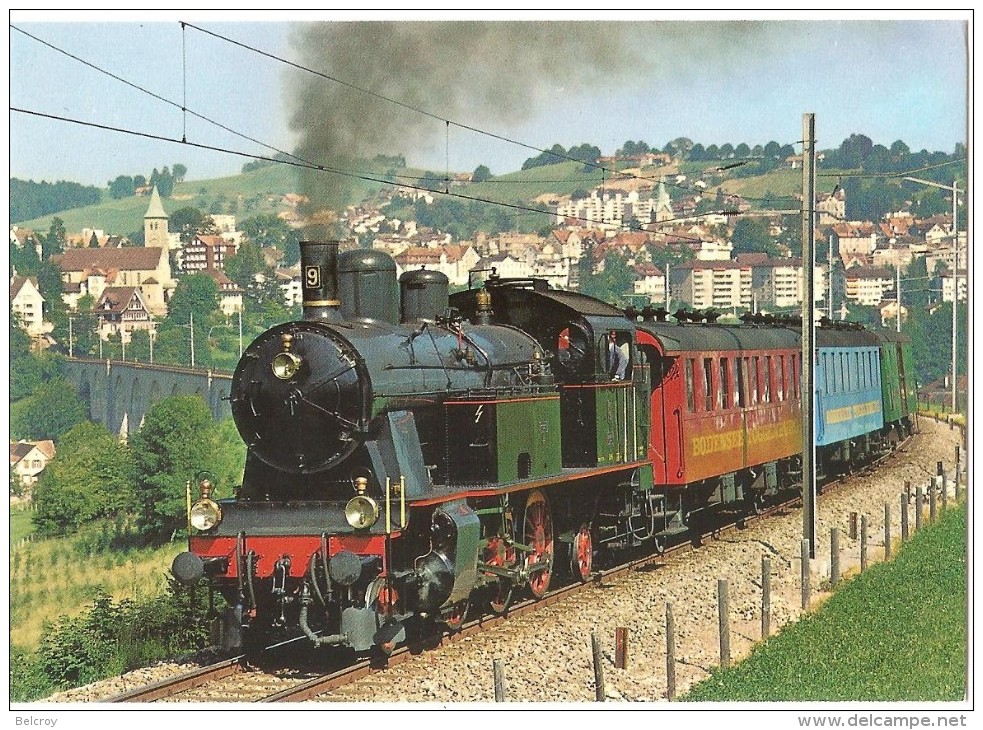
[15,163,302,236]
[462,161,605,204]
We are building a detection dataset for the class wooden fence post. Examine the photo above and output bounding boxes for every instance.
[591,632,605,702]
[915,486,924,532]
[801,539,810,610]
[615,627,629,670]
[718,579,731,668]
[666,603,676,701]
[955,446,961,501]
[860,515,868,572]
[761,556,771,640]
[901,492,909,542]
[493,659,505,702]
[830,528,840,587]
[884,503,891,559]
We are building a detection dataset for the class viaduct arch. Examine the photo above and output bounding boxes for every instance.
[62,359,233,437]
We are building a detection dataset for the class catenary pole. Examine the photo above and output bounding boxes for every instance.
[801,113,817,557]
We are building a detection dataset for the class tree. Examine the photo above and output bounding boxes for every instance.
[240,213,302,266]
[160,274,220,367]
[666,137,694,156]
[32,422,134,536]
[127,329,152,363]
[169,207,209,244]
[88,231,100,248]
[37,260,69,344]
[580,252,633,303]
[10,236,41,276]
[67,294,99,358]
[617,140,650,157]
[735,143,751,158]
[10,378,87,441]
[129,396,225,538]
[472,165,492,183]
[731,217,780,257]
[904,255,931,309]
[522,144,568,170]
[225,240,270,292]
[42,217,66,259]
[889,140,910,159]
[10,343,63,402]
[172,164,187,183]
[108,175,135,200]
[211,418,247,497]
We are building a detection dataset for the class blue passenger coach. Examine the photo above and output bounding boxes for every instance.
[815,328,884,477]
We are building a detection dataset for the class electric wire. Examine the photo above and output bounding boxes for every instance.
[11,23,965,246]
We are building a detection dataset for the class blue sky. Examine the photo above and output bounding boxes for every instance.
[8,11,970,188]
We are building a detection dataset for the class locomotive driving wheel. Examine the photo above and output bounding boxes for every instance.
[443,599,470,633]
[570,523,594,583]
[484,535,516,614]
[523,490,554,599]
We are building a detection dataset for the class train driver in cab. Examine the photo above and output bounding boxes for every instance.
[606,330,629,381]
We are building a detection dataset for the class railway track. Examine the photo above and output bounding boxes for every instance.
[105,433,932,703]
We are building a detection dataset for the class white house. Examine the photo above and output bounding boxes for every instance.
[10,276,47,336]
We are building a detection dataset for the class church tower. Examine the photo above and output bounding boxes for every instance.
[654,178,674,222]
[143,186,169,248]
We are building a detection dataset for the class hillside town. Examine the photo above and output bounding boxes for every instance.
[10,165,967,356]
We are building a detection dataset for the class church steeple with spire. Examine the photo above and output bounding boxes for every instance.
[143,186,169,248]
[654,178,673,222]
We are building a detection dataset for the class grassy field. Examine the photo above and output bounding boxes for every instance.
[683,503,967,702]
[11,504,35,546]
[463,161,605,204]
[15,163,301,234]
[9,516,185,653]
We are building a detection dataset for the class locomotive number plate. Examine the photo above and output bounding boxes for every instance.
[304,265,321,289]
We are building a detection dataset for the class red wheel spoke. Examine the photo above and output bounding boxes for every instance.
[523,491,554,599]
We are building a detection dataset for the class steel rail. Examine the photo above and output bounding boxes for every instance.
[106,655,246,702]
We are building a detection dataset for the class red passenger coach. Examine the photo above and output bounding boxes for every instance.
[635,312,803,515]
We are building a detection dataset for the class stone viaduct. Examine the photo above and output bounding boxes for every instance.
[62,358,233,436]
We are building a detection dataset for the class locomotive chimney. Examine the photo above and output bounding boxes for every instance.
[300,240,342,321]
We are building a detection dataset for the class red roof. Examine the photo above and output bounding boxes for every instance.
[53,247,165,272]
[96,286,145,315]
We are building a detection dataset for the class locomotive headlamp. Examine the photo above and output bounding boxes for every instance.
[345,495,380,530]
[272,332,303,380]
[272,351,302,380]
[190,498,223,531]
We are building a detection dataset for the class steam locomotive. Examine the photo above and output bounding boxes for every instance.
[171,240,917,657]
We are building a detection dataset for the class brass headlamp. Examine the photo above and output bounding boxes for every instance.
[272,332,303,380]
[345,476,380,530]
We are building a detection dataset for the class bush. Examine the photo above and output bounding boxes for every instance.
[14,583,214,699]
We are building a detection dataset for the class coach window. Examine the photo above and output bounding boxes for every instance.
[824,353,832,393]
[791,354,799,399]
[750,357,760,404]
[703,358,714,411]
[777,354,785,401]
[685,358,695,412]
[733,358,743,408]
[764,356,772,403]
[720,358,730,409]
